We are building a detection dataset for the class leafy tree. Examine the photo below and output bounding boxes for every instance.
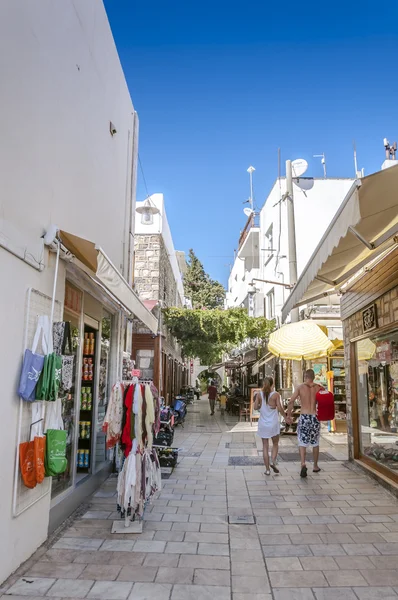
[163,306,275,364]
[184,249,225,309]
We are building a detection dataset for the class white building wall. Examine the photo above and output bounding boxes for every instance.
[259,178,354,325]
[0,0,138,583]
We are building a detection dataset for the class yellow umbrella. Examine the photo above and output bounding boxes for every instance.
[357,338,376,361]
[268,320,334,361]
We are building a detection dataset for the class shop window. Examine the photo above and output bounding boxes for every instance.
[356,331,398,472]
[267,288,275,319]
[95,313,112,472]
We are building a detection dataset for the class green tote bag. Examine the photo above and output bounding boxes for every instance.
[45,429,68,476]
[36,353,62,401]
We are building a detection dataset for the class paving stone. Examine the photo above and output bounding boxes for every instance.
[165,541,198,554]
[50,578,94,598]
[323,569,367,586]
[155,567,194,584]
[266,557,302,571]
[375,543,398,555]
[107,552,146,566]
[179,555,230,569]
[353,588,398,599]
[128,582,172,600]
[269,571,328,588]
[117,567,156,582]
[232,575,271,593]
[262,544,312,557]
[309,544,347,556]
[370,556,398,569]
[185,532,229,543]
[133,541,166,553]
[25,562,85,579]
[342,544,380,556]
[334,556,375,570]
[273,590,315,600]
[53,537,104,550]
[100,540,135,552]
[6,577,56,596]
[87,580,133,599]
[300,557,338,570]
[153,531,184,542]
[362,570,398,586]
[82,511,112,519]
[312,589,357,600]
[41,549,77,563]
[171,583,231,599]
[194,569,231,586]
[232,594,272,600]
[79,565,122,580]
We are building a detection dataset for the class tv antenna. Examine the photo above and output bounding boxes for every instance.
[384,138,397,160]
[247,166,255,211]
[313,153,327,178]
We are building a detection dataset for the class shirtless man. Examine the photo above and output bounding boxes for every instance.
[286,369,321,478]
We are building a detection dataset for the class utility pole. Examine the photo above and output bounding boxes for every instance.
[286,160,301,389]
[247,166,255,212]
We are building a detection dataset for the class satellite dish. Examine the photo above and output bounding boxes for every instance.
[243,207,253,217]
[293,177,314,191]
[291,159,308,178]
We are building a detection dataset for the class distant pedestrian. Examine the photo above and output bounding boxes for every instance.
[254,377,286,476]
[286,369,322,478]
[207,380,218,416]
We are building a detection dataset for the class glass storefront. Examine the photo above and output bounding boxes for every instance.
[51,284,83,498]
[356,330,398,472]
[95,313,111,472]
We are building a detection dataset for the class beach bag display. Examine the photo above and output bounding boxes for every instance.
[316,389,335,421]
[36,352,62,401]
[45,429,67,476]
[17,315,51,401]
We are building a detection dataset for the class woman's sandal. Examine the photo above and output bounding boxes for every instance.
[313,467,321,473]
[264,469,271,476]
[270,464,280,474]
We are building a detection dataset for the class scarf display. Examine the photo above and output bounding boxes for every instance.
[103,382,125,448]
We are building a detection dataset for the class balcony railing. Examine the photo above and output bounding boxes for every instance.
[238,213,259,250]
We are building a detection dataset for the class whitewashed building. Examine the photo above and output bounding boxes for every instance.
[0,1,156,584]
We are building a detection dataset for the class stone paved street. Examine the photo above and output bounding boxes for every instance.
[3,396,398,600]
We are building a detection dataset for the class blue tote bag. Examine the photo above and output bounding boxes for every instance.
[18,315,51,402]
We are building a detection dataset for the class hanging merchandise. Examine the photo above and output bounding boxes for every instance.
[114,381,162,526]
[18,315,51,402]
[103,382,125,449]
[34,435,46,484]
[45,429,68,476]
[36,345,62,402]
[19,440,37,489]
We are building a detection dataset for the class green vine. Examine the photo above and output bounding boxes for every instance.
[163,307,275,364]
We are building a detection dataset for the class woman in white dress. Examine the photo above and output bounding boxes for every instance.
[254,377,286,475]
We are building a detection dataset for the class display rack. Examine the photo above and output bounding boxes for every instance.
[77,324,97,472]
[329,351,347,433]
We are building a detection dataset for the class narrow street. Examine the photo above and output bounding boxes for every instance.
[3,397,398,600]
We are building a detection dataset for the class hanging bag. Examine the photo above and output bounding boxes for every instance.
[316,388,335,421]
[17,315,50,402]
[36,325,62,401]
[61,323,74,391]
[45,429,68,476]
[34,436,46,484]
[19,441,37,488]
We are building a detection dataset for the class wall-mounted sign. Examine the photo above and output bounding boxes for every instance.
[362,303,377,333]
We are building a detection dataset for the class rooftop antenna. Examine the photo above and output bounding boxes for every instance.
[384,138,397,160]
[313,153,327,178]
[353,141,364,178]
[247,166,255,211]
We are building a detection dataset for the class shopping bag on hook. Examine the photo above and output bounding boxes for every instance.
[36,352,62,401]
[18,315,51,401]
[45,429,67,476]
[19,441,37,489]
[34,436,46,484]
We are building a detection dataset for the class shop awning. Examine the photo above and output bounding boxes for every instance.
[281,166,398,322]
[252,352,275,375]
[59,230,158,334]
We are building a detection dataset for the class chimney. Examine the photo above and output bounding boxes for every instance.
[382,138,398,170]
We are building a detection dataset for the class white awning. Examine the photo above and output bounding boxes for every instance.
[282,166,398,322]
[59,230,158,334]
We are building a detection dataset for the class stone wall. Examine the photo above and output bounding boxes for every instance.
[343,285,398,460]
[133,233,183,359]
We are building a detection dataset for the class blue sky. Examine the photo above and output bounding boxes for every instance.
[104,0,398,286]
